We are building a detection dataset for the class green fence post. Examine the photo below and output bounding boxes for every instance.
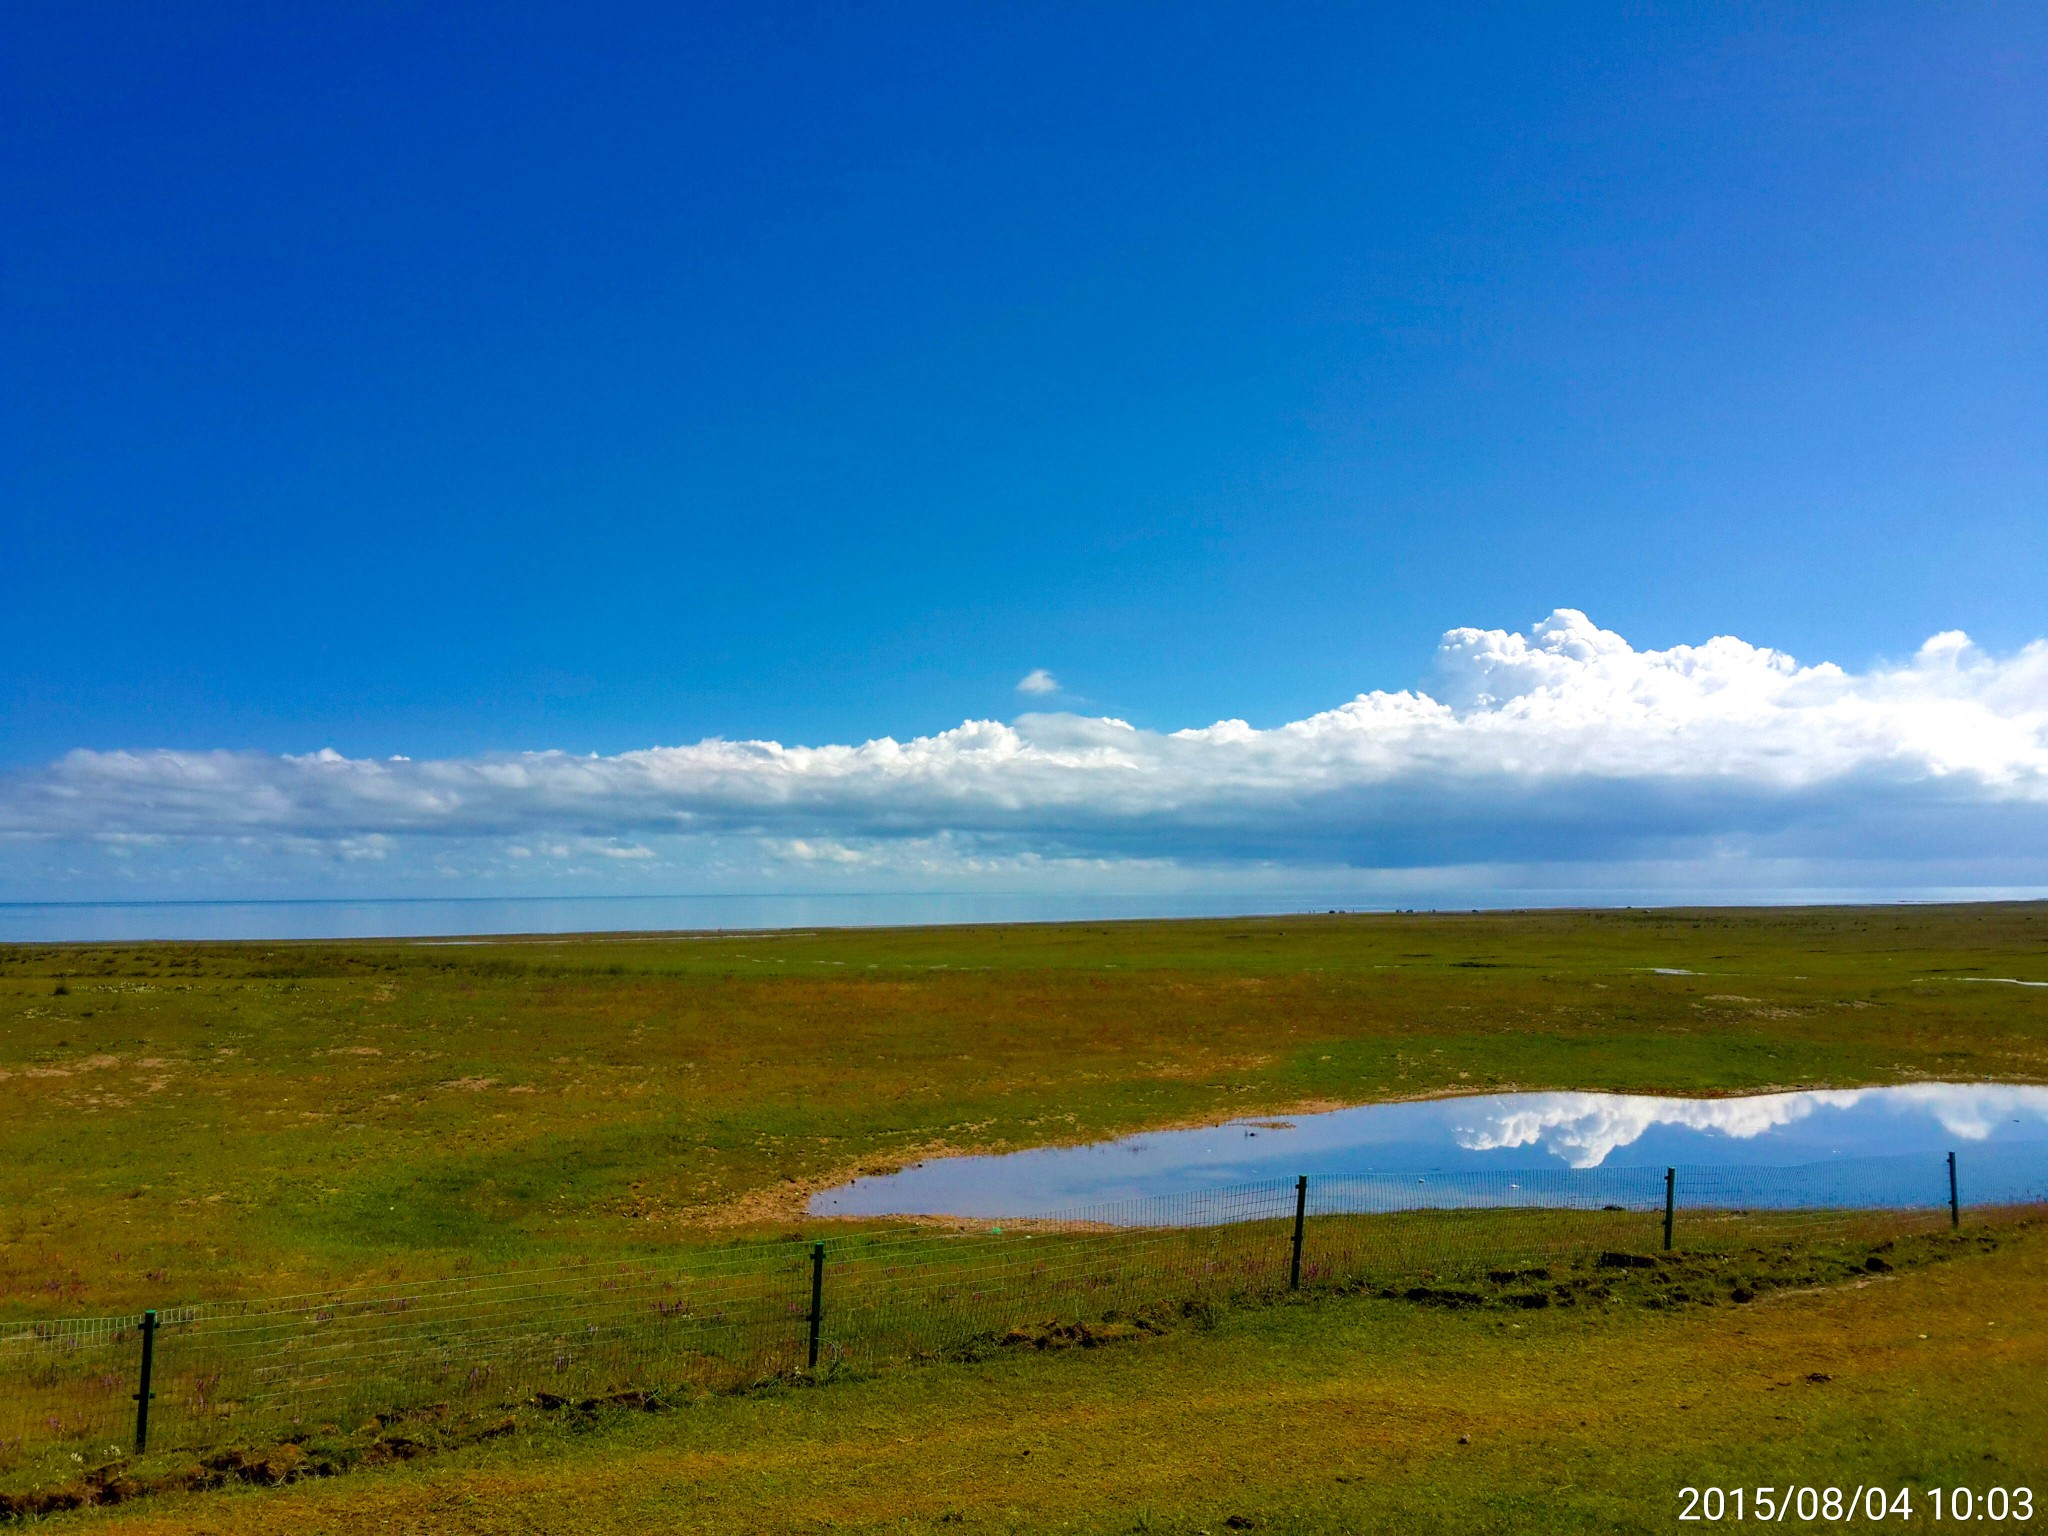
[132,1309,157,1454]
[1662,1168,1676,1252]
[1289,1176,1308,1290]
[807,1243,826,1370]
[1948,1151,1959,1229]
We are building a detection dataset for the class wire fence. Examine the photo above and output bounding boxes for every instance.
[4,1144,2044,1490]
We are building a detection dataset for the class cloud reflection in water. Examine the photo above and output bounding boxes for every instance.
[1454,1085,2048,1168]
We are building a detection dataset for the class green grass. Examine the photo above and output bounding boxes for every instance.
[5,904,2046,1316]
[3,904,2046,1530]
[48,1219,2048,1534]
[4,1197,1965,1498]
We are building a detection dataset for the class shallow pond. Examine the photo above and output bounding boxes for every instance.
[811,1083,2048,1219]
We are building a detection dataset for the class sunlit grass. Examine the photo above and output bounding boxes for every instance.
[5,905,2045,1319]
[29,1219,2047,1534]
[3,906,2046,1527]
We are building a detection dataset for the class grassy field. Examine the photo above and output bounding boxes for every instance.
[6,904,2047,1314]
[4,903,2047,1530]
[38,1220,2048,1533]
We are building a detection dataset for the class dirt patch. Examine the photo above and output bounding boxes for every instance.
[0,1402,532,1521]
[1371,1225,2016,1318]
[1,1442,329,1518]
[531,1388,664,1414]
[998,1315,1168,1351]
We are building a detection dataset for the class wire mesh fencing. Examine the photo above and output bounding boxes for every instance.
[3,1143,2042,1491]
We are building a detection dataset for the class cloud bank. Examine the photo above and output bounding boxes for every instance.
[7,610,2048,901]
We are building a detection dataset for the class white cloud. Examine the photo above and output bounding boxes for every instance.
[1883,1082,2048,1141]
[1450,1084,2048,1167]
[779,838,868,865]
[1453,1089,1866,1167]
[6,610,2048,898]
[1017,668,1060,695]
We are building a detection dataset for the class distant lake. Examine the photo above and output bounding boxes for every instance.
[0,891,1364,944]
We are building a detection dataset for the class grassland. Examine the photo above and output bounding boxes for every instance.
[42,1221,2048,1533]
[4,903,2047,1530]
[6,904,2047,1315]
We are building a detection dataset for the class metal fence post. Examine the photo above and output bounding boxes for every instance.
[1662,1168,1676,1252]
[807,1242,826,1369]
[1289,1175,1308,1290]
[1948,1151,1960,1229]
[133,1309,157,1454]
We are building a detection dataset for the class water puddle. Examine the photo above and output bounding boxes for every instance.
[811,1083,2048,1219]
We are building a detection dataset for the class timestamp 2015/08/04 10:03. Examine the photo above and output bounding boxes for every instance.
[1679,1486,2034,1523]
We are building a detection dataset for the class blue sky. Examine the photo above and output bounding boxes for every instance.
[3,4,2045,906]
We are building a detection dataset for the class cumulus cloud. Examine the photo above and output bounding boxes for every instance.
[1450,1084,2048,1167]
[1016,668,1060,695]
[1454,1089,1867,1167]
[5,610,2048,897]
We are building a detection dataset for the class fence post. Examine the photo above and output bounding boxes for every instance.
[1289,1176,1308,1290]
[807,1242,826,1369]
[1662,1168,1675,1252]
[1948,1151,1959,1230]
[133,1309,157,1454]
